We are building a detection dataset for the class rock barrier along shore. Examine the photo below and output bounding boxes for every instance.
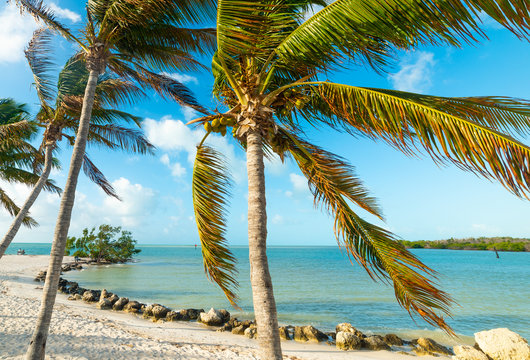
[34,261,530,359]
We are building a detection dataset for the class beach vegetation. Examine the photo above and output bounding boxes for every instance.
[12,0,217,358]
[65,224,141,263]
[188,1,530,358]
[0,34,155,260]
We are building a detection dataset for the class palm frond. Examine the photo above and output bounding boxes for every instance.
[83,154,119,199]
[82,124,155,155]
[110,61,208,114]
[192,145,238,306]
[308,82,530,198]
[274,0,530,72]
[11,0,79,46]
[282,130,454,335]
[25,29,56,107]
[0,187,39,228]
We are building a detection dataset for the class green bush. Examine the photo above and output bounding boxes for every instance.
[65,224,141,263]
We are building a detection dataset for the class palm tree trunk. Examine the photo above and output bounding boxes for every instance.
[246,130,282,360]
[0,144,54,259]
[25,69,100,360]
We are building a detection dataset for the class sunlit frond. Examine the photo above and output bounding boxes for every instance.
[282,130,454,335]
[308,82,530,198]
[274,0,530,72]
[192,145,238,306]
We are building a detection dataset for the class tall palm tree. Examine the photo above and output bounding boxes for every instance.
[0,29,155,259]
[0,99,60,228]
[12,1,216,358]
[189,1,530,358]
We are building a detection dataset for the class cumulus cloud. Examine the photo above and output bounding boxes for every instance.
[160,154,186,177]
[0,2,81,64]
[0,4,38,63]
[389,52,436,93]
[144,116,247,182]
[161,72,199,85]
[99,178,157,227]
[48,2,81,23]
[289,173,307,192]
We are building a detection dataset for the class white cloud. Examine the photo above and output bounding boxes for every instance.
[290,173,307,192]
[271,214,284,225]
[144,116,247,182]
[48,2,81,23]
[285,190,293,198]
[161,72,199,85]
[0,4,38,63]
[0,2,80,64]
[389,52,435,93]
[160,153,186,177]
[100,178,156,227]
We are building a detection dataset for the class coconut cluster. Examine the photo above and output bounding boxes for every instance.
[203,116,237,136]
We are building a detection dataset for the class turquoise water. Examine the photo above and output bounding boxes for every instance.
[8,244,530,343]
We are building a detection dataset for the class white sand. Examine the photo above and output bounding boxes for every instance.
[0,255,447,360]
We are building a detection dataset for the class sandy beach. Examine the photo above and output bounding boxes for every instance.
[0,255,447,360]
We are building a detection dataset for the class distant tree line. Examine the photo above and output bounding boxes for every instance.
[400,237,530,252]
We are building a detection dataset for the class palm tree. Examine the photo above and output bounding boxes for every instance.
[0,98,60,229]
[0,29,155,259]
[11,1,216,358]
[188,1,530,358]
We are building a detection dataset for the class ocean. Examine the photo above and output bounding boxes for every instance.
[7,244,530,345]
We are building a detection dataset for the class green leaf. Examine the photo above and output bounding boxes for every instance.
[192,145,238,306]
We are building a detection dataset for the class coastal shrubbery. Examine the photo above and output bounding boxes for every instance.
[65,224,141,263]
[400,237,530,252]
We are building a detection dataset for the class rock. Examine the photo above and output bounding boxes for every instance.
[217,323,233,332]
[143,304,165,318]
[67,295,77,300]
[474,328,530,360]
[107,294,119,306]
[152,305,170,320]
[232,325,247,335]
[82,290,99,302]
[244,325,257,339]
[302,325,328,342]
[279,327,291,340]
[452,345,489,360]
[336,323,364,338]
[100,289,110,299]
[180,308,204,321]
[35,271,46,282]
[113,297,129,310]
[336,331,362,351]
[166,311,183,321]
[416,337,452,356]
[97,298,113,310]
[123,300,142,313]
[294,326,308,342]
[384,333,404,346]
[73,294,82,300]
[363,335,391,350]
[198,308,230,326]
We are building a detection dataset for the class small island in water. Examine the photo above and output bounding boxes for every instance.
[400,237,530,252]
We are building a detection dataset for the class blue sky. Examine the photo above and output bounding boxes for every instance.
[1,1,529,245]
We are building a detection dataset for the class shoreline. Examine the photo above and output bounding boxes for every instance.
[0,255,449,360]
